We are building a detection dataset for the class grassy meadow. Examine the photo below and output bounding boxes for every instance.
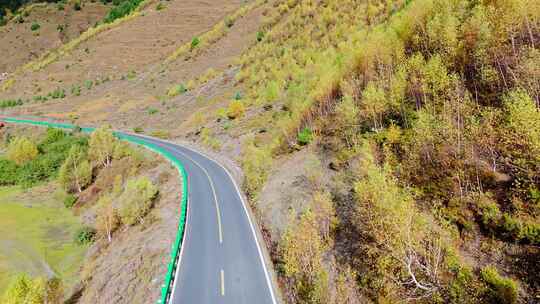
[0,185,87,293]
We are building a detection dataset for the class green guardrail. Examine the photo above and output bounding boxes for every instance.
[2,117,187,304]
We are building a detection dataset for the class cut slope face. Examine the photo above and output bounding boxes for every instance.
[0,2,109,73]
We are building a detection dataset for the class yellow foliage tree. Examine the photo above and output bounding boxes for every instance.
[6,137,38,165]
[89,125,117,167]
[58,145,92,193]
[227,100,245,119]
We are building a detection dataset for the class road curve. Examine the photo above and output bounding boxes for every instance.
[123,135,278,304]
[1,117,278,304]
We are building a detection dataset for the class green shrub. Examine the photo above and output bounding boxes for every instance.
[0,99,23,109]
[480,266,518,304]
[133,127,144,133]
[0,159,19,185]
[156,2,165,10]
[30,22,40,31]
[118,177,158,225]
[256,30,264,42]
[84,80,93,90]
[73,0,81,11]
[147,108,158,115]
[167,84,187,97]
[225,16,234,28]
[104,0,144,23]
[126,70,136,80]
[74,226,96,244]
[191,37,200,49]
[49,88,66,99]
[63,194,77,208]
[0,16,6,27]
[233,91,242,100]
[71,85,81,96]
[297,127,313,145]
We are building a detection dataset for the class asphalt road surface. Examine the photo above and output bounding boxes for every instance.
[130,135,277,304]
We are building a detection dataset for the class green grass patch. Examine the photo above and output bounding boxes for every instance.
[0,185,87,292]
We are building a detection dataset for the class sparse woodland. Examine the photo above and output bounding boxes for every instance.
[237,0,539,303]
[0,0,539,303]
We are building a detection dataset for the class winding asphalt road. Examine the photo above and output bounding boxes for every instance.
[134,137,277,304]
[111,135,278,304]
[1,118,278,304]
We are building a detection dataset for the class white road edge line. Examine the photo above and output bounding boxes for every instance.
[113,132,277,304]
[167,144,278,304]
[172,149,224,244]
[220,269,225,296]
[168,192,190,304]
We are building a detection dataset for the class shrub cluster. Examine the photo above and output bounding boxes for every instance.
[103,0,144,23]
[0,128,87,187]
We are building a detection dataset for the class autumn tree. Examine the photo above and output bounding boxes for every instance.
[1,274,51,304]
[118,177,158,225]
[58,145,92,193]
[95,194,119,243]
[89,125,117,168]
[281,209,329,304]
[6,137,38,165]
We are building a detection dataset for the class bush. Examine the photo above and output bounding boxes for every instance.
[103,0,144,23]
[74,226,96,245]
[6,137,38,165]
[0,99,23,109]
[481,266,518,304]
[297,127,313,145]
[191,36,200,49]
[63,194,77,208]
[71,85,81,96]
[73,0,81,11]
[119,177,158,225]
[167,84,187,97]
[30,22,40,31]
[233,91,242,100]
[1,274,48,303]
[0,159,18,185]
[227,100,245,119]
[49,88,65,99]
[225,16,234,28]
[256,30,264,42]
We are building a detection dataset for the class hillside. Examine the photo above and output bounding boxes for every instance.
[1,0,539,303]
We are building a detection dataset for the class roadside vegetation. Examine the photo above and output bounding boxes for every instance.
[0,125,164,302]
[233,0,539,302]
